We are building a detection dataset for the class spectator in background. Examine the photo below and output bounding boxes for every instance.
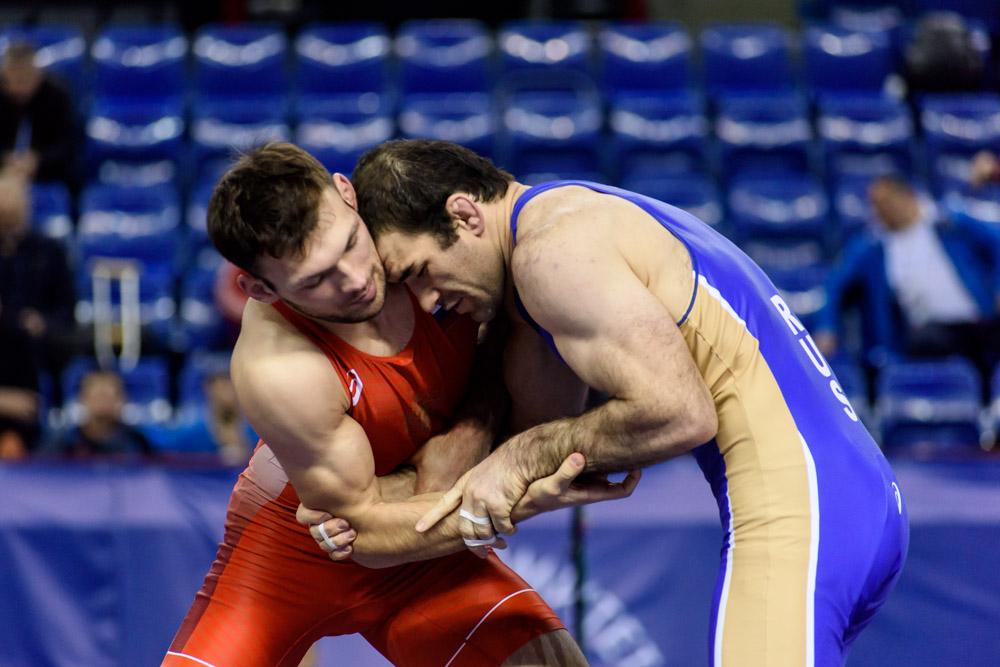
[39,369,152,458]
[0,173,78,392]
[145,371,255,465]
[0,41,76,186]
[815,176,1000,379]
[971,150,1000,187]
[0,173,76,455]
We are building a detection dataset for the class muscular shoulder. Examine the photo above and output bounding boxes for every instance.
[232,300,350,449]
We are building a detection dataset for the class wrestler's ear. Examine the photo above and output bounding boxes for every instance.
[446,193,485,237]
[332,173,357,210]
[237,273,278,303]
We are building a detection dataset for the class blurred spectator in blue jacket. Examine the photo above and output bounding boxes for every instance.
[815,176,1000,377]
[0,42,76,186]
[39,370,153,458]
[145,371,255,465]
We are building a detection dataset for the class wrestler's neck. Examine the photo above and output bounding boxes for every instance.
[487,181,530,269]
[320,284,414,356]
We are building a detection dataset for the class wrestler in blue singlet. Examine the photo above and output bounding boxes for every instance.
[511,181,909,667]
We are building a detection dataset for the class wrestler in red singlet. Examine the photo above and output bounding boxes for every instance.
[163,291,564,667]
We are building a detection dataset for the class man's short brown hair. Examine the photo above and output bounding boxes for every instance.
[207,143,332,275]
[351,139,513,247]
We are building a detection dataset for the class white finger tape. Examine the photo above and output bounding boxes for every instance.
[459,509,492,525]
[316,522,337,551]
[463,535,497,547]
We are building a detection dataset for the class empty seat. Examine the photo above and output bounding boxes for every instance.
[877,358,984,456]
[295,94,393,176]
[399,92,495,157]
[610,91,708,178]
[85,97,185,187]
[599,21,692,95]
[728,173,831,245]
[715,92,812,180]
[91,23,187,102]
[619,172,723,229]
[940,184,1000,228]
[193,23,288,104]
[179,263,227,353]
[396,19,492,95]
[190,99,292,183]
[501,89,603,177]
[701,23,794,98]
[920,94,1000,192]
[76,183,181,270]
[30,181,73,242]
[294,21,390,104]
[817,94,913,178]
[498,20,592,74]
[803,24,894,98]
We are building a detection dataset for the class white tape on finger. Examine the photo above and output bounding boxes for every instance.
[316,522,337,551]
[463,535,497,547]
[459,509,492,525]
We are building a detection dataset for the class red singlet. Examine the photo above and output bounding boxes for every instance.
[163,290,563,667]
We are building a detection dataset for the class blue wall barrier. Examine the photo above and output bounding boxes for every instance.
[2,457,998,666]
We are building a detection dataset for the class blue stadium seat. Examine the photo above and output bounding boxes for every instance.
[77,183,181,271]
[700,23,794,98]
[60,356,173,426]
[599,21,692,95]
[295,94,394,176]
[940,184,1000,228]
[803,24,894,98]
[0,25,87,99]
[920,94,1000,193]
[180,264,227,353]
[186,180,215,260]
[193,23,288,103]
[294,22,390,103]
[91,24,187,102]
[396,20,492,96]
[610,91,708,179]
[728,173,831,246]
[399,92,495,158]
[190,99,292,183]
[176,351,232,418]
[831,175,875,240]
[829,5,906,50]
[85,97,185,187]
[618,173,724,230]
[877,358,984,456]
[817,94,914,179]
[500,89,603,177]
[30,181,73,243]
[498,20,592,74]
[714,92,812,180]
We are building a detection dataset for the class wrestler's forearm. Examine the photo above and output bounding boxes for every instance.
[349,493,470,568]
[499,395,709,479]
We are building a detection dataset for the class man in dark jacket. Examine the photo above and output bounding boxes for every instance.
[815,176,1000,376]
[0,41,76,186]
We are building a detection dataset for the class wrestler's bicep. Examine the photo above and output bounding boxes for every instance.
[233,352,381,516]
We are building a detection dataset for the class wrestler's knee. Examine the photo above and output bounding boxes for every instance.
[501,628,589,667]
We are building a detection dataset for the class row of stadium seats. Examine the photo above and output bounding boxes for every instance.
[43,352,1000,458]
[2,15,993,106]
